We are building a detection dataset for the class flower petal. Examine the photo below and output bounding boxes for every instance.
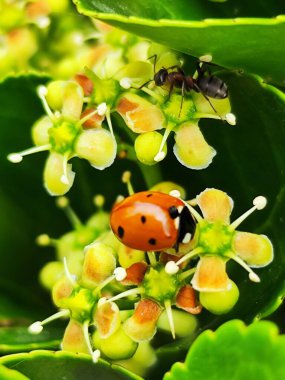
[175,285,202,314]
[191,256,232,292]
[116,93,165,133]
[123,299,161,342]
[62,319,89,354]
[233,232,274,267]
[94,301,121,339]
[173,122,216,169]
[197,188,233,223]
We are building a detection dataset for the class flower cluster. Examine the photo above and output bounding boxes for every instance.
[29,180,273,365]
[8,22,236,195]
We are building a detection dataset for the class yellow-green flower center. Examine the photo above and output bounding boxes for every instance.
[49,119,81,154]
[143,266,179,304]
[197,220,233,256]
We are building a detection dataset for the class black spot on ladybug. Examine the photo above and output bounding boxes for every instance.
[118,226,124,238]
[148,238,156,245]
[141,216,146,224]
[168,206,179,219]
[146,193,153,197]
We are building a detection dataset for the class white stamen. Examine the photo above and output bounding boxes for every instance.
[105,108,115,139]
[182,233,192,244]
[73,32,84,45]
[60,155,69,185]
[199,54,212,63]
[37,85,55,121]
[92,349,101,363]
[120,77,132,89]
[230,196,267,230]
[104,287,142,303]
[83,321,94,358]
[169,190,181,198]
[28,321,43,334]
[7,144,51,163]
[37,85,48,97]
[7,153,23,163]
[98,297,107,307]
[174,247,202,268]
[63,257,77,285]
[225,113,236,126]
[164,299,175,339]
[56,196,69,208]
[114,267,127,281]
[229,254,261,283]
[253,196,267,210]
[154,151,166,162]
[97,102,108,116]
[79,109,98,126]
[165,261,179,275]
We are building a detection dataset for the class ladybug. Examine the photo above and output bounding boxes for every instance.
[110,191,196,252]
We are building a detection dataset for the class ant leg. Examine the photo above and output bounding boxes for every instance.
[178,81,185,118]
[134,79,153,90]
[167,80,175,101]
[193,83,223,120]
[148,54,158,73]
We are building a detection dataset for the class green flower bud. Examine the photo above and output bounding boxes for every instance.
[39,261,64,290]
[93,327,138,360]
[87,211,110,232]
[46,0,69,13]
[46,81,68,111]
[97,231,120,252]
[134,131,167,165]
[75,129,117,170]
[199,280,239,315]
[118,243,145,268]
[31,116,53,146]
[157,309,197,337]
[150,181,186,199]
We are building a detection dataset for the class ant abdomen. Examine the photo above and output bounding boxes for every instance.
[196,75,228,99]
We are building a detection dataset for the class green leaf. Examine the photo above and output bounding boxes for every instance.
[74,0,285,84]
[0,327,62,355]
[164,320,285,380]
[0,351,143,380]
[0,365,30,380]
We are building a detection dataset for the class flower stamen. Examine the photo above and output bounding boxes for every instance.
[227,253,261,283]
[37,85,56,121]
[28,309,70,334]
[230,196,267,230]
[122,171,135,195]
[164,299,175,339]
[7,144,51,163]
[63,257,77,286]
[165,248,203,275]
[154,124,174,162]
[56,196,82,229]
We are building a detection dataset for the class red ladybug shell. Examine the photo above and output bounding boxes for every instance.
[110,191,185,251]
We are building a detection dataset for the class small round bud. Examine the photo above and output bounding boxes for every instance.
[93,194,105,208]
[225,112,236,126]
[56,196,69,208]
[135,131,167,166]
[122,171,131,184]
[199,280,239,315]
[165,261,179,275]
[28,321,43,334]
[36,234,51,246]
[253,196,267,210]
[7,153,23,163]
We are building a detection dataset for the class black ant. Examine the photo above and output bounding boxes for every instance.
[140,55,228,117]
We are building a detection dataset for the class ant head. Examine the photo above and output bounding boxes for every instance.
[154,68,168,86]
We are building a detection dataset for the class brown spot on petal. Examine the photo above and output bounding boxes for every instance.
[134,299,161,324]
[26,0,49,18]
[74,74,94,96]
[62,319,89,354]
[80,108,104,129]
[176,285,202,314]
[122,262,148,285]
[117,97,139,113]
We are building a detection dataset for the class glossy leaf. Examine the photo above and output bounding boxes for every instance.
[164,320,285,380]
[0,327,62,355]
[74,0,285,84]
[0,365,29,380]
[0,351,143,380]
